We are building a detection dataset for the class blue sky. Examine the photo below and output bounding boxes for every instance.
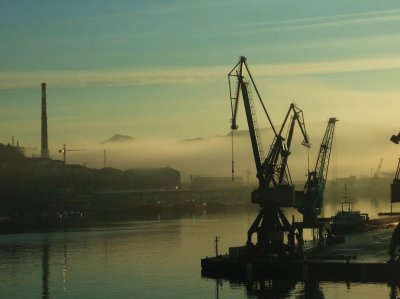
[1,0,400,176]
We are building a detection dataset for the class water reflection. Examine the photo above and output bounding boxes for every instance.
[63,242,68,291]
[0,217,185,298]
[243,279,298,298]
[0,211,398,299]
[208,277,400,299]
[215,279,325,299]
[41,243,49,299]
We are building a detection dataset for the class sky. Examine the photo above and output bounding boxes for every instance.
[1,0,400,181]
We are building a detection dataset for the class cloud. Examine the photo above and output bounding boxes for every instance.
[233,8,400,32]
[2,55,400,90]
[0,67,225,90]
[252,57,400,77]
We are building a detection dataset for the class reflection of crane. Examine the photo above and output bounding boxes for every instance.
[296,118,337,226]
[229,56,310,254]
[58,144,86,166]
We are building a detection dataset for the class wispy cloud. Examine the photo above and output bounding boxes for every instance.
[2,56,400,89]
[0,67,225,89]
[232,8,400,33]
[252,57,400,77]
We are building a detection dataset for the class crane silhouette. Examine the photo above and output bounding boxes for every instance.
[58,144,87,166]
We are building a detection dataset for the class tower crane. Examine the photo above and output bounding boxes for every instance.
[58,144,87,166]
[295,118,337,228]
[229,56,310,255]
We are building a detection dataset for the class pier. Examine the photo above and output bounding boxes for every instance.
[202,256,400,283]
[202,226,400,283]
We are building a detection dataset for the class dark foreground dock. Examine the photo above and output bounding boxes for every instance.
[202,226,400,283]
[201,256,400,283]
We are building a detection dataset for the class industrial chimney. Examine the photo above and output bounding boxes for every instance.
[41,83,49,159]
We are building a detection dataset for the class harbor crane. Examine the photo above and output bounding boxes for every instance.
[392,158,400,203]
[229,56,310,255]
[296,118,337,226]
[292,118,337,245]
[390,133,400,211]
[58,144,86,166]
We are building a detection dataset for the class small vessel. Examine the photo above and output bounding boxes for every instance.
[330,185,369,234]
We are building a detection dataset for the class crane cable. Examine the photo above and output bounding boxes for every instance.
[231,130,235,181]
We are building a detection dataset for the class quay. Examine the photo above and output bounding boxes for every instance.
[201,226,400,283]
[201,256,400,283]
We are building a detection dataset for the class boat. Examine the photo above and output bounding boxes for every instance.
[330,185,369,234]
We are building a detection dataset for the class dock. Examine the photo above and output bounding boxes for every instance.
[201,226,400,283]
[202,256,400,283]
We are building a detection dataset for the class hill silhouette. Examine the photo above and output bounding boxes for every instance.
[101,134,135,144]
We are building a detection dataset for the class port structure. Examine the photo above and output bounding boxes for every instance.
[229,56,310,256]
[294,118,337,241]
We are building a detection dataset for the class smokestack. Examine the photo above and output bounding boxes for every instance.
[41,83,49,159]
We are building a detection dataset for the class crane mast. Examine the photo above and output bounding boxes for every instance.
[228,56,310,254]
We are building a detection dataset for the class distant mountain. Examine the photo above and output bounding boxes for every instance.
[101,134,135,144]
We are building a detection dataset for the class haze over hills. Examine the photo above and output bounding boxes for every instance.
[50,120,398,183]
[101,134,135,144]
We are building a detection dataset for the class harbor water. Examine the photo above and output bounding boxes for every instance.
[0,199,399,299]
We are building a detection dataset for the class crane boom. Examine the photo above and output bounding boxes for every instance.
[229,57,269,183]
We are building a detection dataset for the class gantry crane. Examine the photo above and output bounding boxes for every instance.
[229,56,310,255]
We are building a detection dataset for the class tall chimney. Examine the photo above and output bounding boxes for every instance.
[41,83,49,159]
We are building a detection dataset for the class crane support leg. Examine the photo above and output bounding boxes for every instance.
[246,207,294,255]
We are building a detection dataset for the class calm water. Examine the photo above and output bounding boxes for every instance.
[0,203,399,299]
